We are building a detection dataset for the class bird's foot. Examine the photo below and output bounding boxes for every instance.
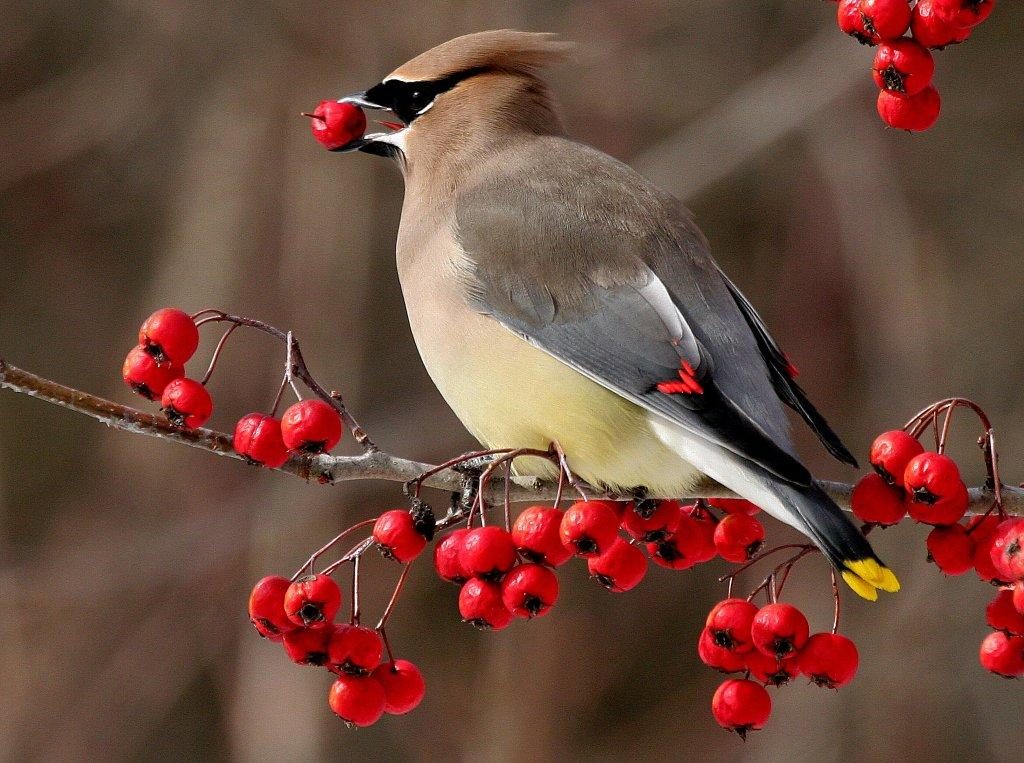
[548,440,589,502]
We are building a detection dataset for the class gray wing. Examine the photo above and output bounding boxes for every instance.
[453,138,849,485]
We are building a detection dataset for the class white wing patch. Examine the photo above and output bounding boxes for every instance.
[634,268,702,368]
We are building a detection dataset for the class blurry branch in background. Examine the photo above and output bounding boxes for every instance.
[633,25,867,200]
[2,358,1019,515]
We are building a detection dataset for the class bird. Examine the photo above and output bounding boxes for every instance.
[333,29,899,600]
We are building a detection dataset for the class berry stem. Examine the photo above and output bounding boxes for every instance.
[351,554,362,626]
[503,460,512,532]
[831,568,841,634]
[378,626,396,667]
[376,563,413,631]
[293,518,377,581]
[199,323,239,385]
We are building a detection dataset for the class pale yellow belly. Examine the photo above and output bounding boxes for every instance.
[399,261,701,495]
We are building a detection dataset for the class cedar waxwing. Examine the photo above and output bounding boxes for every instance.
[337,30,899,600]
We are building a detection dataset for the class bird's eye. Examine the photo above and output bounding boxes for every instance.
[409,89,433,113]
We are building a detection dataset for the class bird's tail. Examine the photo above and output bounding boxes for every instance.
[777,481,900,601]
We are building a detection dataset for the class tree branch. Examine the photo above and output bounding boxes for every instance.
[2,358,1020,514]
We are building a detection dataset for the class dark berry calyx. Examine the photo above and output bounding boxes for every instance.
[298,602,325,625]
[913,486,939,505]
[771,637,797,657]
[633,499,658,519]
[654,541,682,562]
[302,651,329,667]
[163,406,188,427]
[572,536,599,555]
[410,499,436,541]
[712,630,737,650]
[880,65,906,93]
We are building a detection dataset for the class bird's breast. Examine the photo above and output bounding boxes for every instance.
[395,225,701,495]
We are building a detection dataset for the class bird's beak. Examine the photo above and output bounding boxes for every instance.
[330,92,406,156]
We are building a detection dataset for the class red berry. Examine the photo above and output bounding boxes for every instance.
[713,514,766,563]
[798,633,860,689]
[744,648,802,687]
[926,523,975,575]
[974,531,1008,584]
[373,510,427,563]
[459,526,518,579]
[559,500,620,558]
[686,503,720,563]
[247,575,297,641]
[589,499,630,520]
[372,659,426,715]
[904,452,968,524]
[621,499,683,543]
[872,40,935,96]
[877,85,942,132]
[989,518,1024,582]
[284,574,342,628]
[458,577,513,630]
[279,399,342,454]
[986,589,1024,636]
[850,473,907,527]
[307,100,368,151]
[911,0,972,48]
[160,377,213,429]
[869,430,925,487]
[706,598,759,654]
[941,0,995,27]
[698,627,746,673]
[837,0,873,44]
[501,563,559,618]
[282,626,332,666]
[967,513,1001,541]
[328,674,386,727]
[138,308,199,366]
[433,528,471,584]
[858,0,913,42]
[751,603,810,659]
[648,513,715,570]
[978,631,1024,678]
[511,506,573,567]
[233,413,289,468]
[588,537,648,592]
[1013,580,1024,615]
[122,345,184,400]
[707,498,760,515]
[711,679,772,739]
[328,624,383,675]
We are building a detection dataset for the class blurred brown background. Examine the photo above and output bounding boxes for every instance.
[2,1,1022,761]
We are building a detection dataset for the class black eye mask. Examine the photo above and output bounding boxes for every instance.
[364,67,485,125]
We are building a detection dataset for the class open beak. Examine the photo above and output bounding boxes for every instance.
[329,92,406,155]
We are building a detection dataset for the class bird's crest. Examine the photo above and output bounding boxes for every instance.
[387,30,573,83]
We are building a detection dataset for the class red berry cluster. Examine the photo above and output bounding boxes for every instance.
[852,406,1024,678]
[831,0,996,131]
[429,499,766,630]
[121,308,345,468]
[247,574,425,727]
[122,308,211,426]
[701,599,859,738]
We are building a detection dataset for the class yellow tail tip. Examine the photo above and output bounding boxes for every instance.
[841,570,879,601]
[841,559,901,600]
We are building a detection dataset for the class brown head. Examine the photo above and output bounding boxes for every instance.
[338,30,572,177]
